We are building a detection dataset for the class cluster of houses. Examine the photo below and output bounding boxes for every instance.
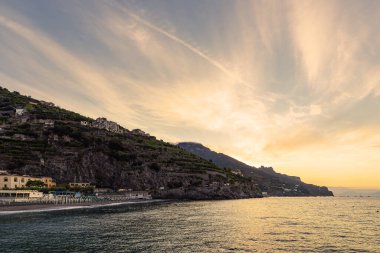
[0,170,151,204]
[1,105,29,124]
[82,117,124,134]
[0,92,152,139]
[0,97,54,119]
[0,98,57,141]
[0,93,154,204]
[1,115,150,141]
[81,117,150,137]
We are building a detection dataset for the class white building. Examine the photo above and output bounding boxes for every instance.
[124,191,152,199]
[0,190,43,202]
[44,120,54,128]
[231,170,243,176]
[91,118,124,134]
[13,134,28,141]
[131,129,149,136]
[15,108,26,116]
[94,188,113,194]
[80,121,89,126]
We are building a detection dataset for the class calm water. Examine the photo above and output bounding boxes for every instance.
[0,197,379,253]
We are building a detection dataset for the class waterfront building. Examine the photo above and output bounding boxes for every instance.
[94,188,113,193]
[41,177,56,188]
[0,190,43,202]
[124,191,152,199]
[69,182,92,188]
[0,171,56,189]
[97,191,152,200]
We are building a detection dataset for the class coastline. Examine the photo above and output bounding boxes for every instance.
[0,199,165,215]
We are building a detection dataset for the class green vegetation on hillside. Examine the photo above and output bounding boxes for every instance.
[0,86,255,199]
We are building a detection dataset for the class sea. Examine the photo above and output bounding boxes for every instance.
[0,197,379,253]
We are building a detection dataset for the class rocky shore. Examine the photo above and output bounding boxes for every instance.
[156,184,262,200]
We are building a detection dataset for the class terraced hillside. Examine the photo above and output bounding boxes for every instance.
[0,86,261,199]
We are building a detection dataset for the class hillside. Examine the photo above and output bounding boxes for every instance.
[0,86,261,199]
[178,142,333,196]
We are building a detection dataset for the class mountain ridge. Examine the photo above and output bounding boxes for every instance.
[178,142,333,196]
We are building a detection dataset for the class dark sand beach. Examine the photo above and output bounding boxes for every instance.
[0,199,163,214]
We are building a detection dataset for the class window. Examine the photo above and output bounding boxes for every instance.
[4,177,8,182]
[21,178,25,183]
[14,177,18,182]
[4,184,7,188]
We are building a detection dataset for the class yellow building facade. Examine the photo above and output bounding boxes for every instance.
[0,174,56,189]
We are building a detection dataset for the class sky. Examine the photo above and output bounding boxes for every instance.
[0,0,379,188]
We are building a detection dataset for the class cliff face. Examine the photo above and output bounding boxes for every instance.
[0,86,262,199]
[178,142,334,196]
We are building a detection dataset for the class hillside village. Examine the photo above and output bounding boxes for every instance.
[0,86,263,201]
[0,169,152,204]
[0,86,334,200]
[0,90,150,140]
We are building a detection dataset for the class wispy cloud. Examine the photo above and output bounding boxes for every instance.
[114,3,246,85]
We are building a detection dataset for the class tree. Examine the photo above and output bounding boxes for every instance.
[109,139,123,151]
[149,162,161,172]
[26,180,45,188]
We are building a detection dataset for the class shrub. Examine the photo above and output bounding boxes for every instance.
[26,180,45,188]
[109,139,123,151]
[149,162,161,172]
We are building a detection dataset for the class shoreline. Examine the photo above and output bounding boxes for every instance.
[0,199,165,215]
[0,196,343,215]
